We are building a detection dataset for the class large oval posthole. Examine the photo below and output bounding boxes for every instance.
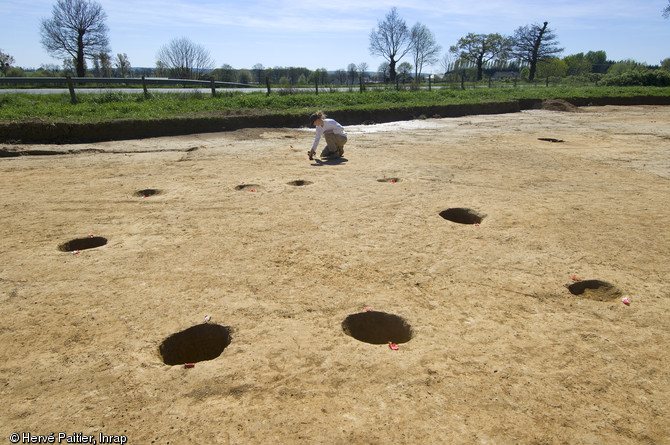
[159,323,232,366]
[135,189,161,197]
[58,236,108,252]
[567,280,622,302]
[342,311,413,345]
[439,208,485,225]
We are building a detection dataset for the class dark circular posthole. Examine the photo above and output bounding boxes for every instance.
[342,311,413,345]
[377,178,400,183]
[567,280,622,301]
[439,208,484,225]
[58,236,107,252]
[159,323,232,366]
[288,180,312,186]
[235,184,260,191]
[135,189,160,197]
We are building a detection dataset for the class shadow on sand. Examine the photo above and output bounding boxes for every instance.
[311,157,349,166]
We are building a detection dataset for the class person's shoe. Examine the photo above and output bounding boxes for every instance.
[308,150,315,160]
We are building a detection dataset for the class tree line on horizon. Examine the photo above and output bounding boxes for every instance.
[1,1,669,86]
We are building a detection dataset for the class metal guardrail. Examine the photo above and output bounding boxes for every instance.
[0,76,254,88]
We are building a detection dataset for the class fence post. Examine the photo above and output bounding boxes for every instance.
[266,77,271,96]
[428,75,432,92]
[141,75,149,98]
[66,76,77,104]
[315,77,319,95]
[545,76,549,87]
[461,70,465,90]
[359,75,364,93]
[210,77,216,97]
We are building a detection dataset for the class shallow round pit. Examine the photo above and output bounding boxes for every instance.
[58,236,107,252]
[235,184,260,191]
[439,208,484,225]
[342,311,413,345]
[287,180,313,187]
[377,178,400,183]
[159,323,232,366]
[567,280,622,302]
[135,189,161,197]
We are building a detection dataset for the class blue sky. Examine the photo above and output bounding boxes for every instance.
[1,0,669,71]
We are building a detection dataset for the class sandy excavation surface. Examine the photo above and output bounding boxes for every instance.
[1,105,669,444]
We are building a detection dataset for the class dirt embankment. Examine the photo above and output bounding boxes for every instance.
[1,95,670,145]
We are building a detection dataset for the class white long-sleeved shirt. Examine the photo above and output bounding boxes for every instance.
[311,118,346,151]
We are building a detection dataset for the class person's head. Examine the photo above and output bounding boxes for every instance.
[310,111,326,127]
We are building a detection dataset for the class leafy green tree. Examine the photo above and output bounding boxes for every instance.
[252,63,265,84]
[369,7,412,83]
[586,50,609,73]
[333,69,346,85]
[308,68,329,85]
[511,21,563,81]
[607,59,641,76]
[347,63,358,85]
[34,64,62,76]
[377,62,390,83]
[451,33,511,81]
[536,57,568,78]
[6,67,25,77]
[96,51,112,77]
[0,49,15,76]
[397,61,413,83]
[40,0,110,77]
[238,69,252,84]
[210,64,237,82]
[563,53,592,76]
[661,58,670,72]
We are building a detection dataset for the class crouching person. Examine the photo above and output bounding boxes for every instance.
[308,111,347,160]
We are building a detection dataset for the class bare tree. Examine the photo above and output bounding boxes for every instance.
[511,21,563,81]
[451,33,511,81]
[357,62,369,77]
[440,53,456,77]
[40,0,109,77]
[156,37,214,79]
[410,23,441,82]
[369,7,412,83]
[664,1,670,18]
[115,53,131,78]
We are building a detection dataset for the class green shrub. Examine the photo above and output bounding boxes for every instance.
[602,69,670,87]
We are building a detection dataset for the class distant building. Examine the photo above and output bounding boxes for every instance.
[492,71,520,80]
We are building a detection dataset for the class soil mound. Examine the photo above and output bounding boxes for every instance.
[541,99,579,112]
